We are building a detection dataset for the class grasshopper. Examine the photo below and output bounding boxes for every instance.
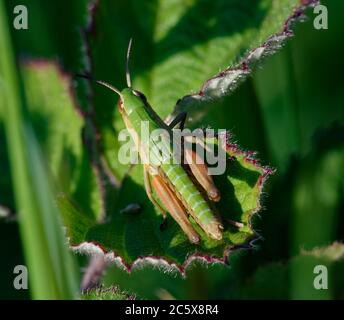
[78,40,224,244]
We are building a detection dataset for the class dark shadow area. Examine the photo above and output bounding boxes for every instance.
[6,0,89,71]
[214,155,261,224]
[0,221,29,299]
[86,170,166,260]
[0,124,15,210]
[70,147,97,219]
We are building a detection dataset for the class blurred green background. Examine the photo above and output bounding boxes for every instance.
[0,0,343,299]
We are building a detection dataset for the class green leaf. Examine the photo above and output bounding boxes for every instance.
[21,61,103,221]
[81,285,136,300]
[172,0,319,123]
[0,3,78,299]
[72,136,272,271]
[65,0,316,270]
[5,0,91,71]
[1,0,94,213]
[13,0,317,272]
[82,0,317,179]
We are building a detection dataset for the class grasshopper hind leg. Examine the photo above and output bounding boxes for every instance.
[143,166,168,229]
[183,141,221,202]
[170,117,221,202]
[151,174,200,244]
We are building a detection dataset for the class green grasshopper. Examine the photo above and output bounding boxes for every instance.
[78,40,224,244]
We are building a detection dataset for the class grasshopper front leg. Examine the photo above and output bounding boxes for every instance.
[168,111,187,130]
[146,167,200,244]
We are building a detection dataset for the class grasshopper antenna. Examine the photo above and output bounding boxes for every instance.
[126,38,133,88]
[75,74,122,97]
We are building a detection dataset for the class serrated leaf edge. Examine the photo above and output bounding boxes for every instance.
[174,0,320,110]
[71,133,274,275]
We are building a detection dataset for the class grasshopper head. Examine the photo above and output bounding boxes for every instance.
[118,87,148,116]
[118,38,148,115]
[77,40,150,120]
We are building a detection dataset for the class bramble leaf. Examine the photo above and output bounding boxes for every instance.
[21,62,103,222]
[81,285,136,300]
[82,0,318,179]
[18,0,317,272]
[72,133,272,272]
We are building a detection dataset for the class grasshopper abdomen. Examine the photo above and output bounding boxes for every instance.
[161,163,223,241]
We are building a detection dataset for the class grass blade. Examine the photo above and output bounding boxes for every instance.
[0,1,78,299]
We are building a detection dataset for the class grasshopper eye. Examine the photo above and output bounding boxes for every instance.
[132,89,147,102]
